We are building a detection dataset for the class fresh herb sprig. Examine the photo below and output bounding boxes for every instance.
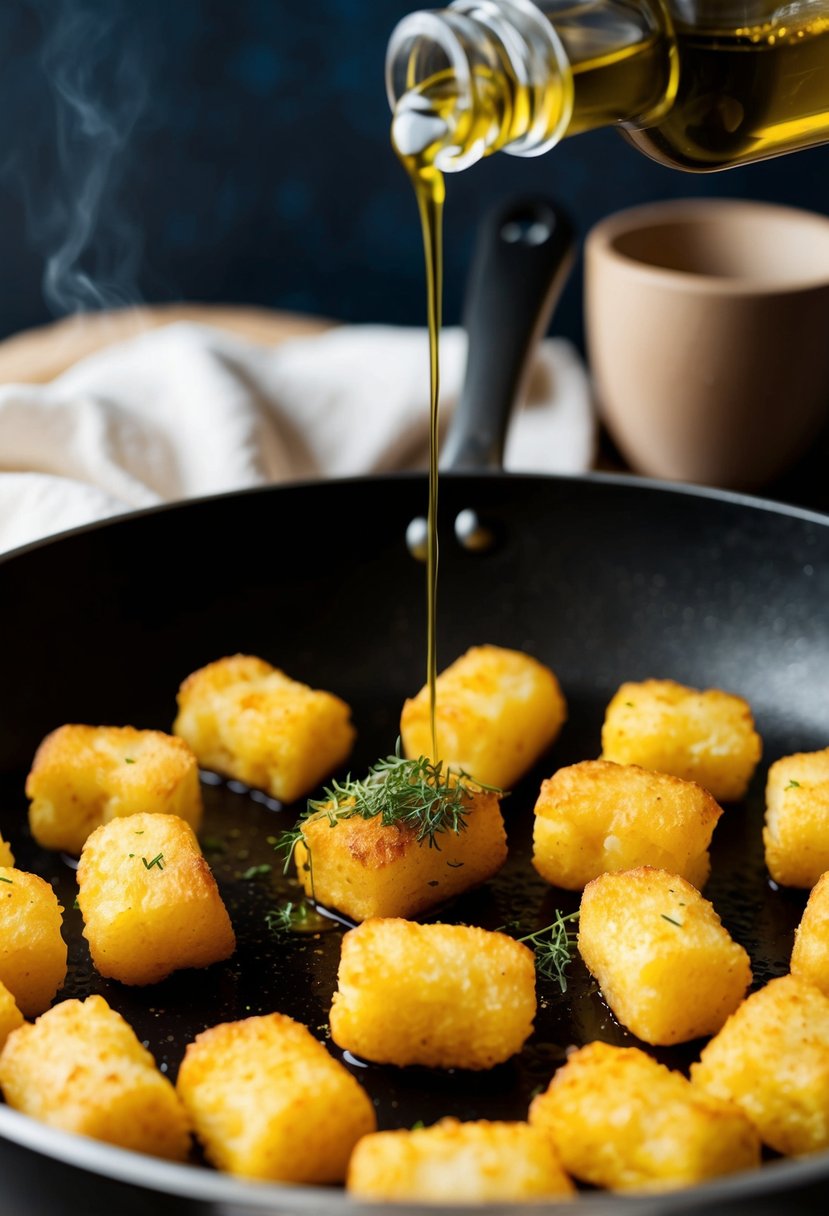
[266,902,307,934]
[517,910,580,993]
[277,745,499,875]
[266,900,326,935]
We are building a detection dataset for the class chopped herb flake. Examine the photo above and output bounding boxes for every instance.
[786,779,802,790]
[142,853,164,871]
[72,896,80,909]
[124,757,136,764]
[0,876,12,884]
[661,913,683,927]
[242,864,272,881]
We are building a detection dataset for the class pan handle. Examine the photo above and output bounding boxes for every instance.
[440,196,575,473]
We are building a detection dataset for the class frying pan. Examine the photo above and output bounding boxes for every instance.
[0,201,828,1216]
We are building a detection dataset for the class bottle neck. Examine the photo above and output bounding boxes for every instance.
[387,0,677,171]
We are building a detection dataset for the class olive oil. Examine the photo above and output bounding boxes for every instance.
[392,93,440,756]
[391,4,829,745]
[565,23,673,135]
[629,18,829,169]
[388,4,829,171]
[412,159,444,761]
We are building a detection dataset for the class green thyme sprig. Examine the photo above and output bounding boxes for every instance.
[266,902,307,934]
[266,900,327,935]
[517,910,580,993]
[276,744,500,876]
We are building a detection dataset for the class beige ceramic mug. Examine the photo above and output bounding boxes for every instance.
[585,199,829,489]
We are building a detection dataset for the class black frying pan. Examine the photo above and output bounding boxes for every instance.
[1,204,828,1216]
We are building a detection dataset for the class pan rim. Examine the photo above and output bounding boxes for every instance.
[1,469,828,1210]
[2,1097,829,1212]
[0,469,827,573]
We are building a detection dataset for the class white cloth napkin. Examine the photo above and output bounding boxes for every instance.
[0,321,595,554]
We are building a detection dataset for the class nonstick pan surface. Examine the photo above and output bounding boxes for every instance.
[0,470,828,1216]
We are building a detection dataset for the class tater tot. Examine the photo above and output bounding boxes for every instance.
[0,995,190,1161]
[348,1118,575,1202]
[77,813,235,986]
[0,867,66,1017]
[26,724,202,855]
[177,1013,376,1182]
[294,786,507,921]
[692,974,829,1156]
[533,760,721,890]
[173,654,355,804]
[530,1042,760,1191]
[0,833,13,867]
[764,748,829,887]
[0,980,23,1052]
[578,868,751,1045]
[791,871,829,994]
[601,679,761,801]
[401,645,566,789]
[330,918,536,1070]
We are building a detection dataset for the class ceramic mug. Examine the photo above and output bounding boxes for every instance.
[585,199,829,489]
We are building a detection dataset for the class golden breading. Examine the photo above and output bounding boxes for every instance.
[0,981,23,1052]
[764,748,829,887]
[0,867,67,1017]
[329,918,536,1070]
[26,724,202,855]
[77,812,235,986]
[578,868,751,1045]
[532,760,721,891]
[294,787,507,921]
[792,871,829,993]
[691,974,829,1155]
[400,645,566,789]
[601,679,761,802]
[173,654,355,804]
[347,1118,575,1202]
[0,995,190,1160]
[530,1041,760,1191]
[176,1013,376,1183]
[0,833,13,867]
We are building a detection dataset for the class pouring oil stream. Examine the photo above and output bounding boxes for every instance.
[393,103,448,760]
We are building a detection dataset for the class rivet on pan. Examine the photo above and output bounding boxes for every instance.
[455,508,495,553]
[500,214,554,246]
[406,516,429,563]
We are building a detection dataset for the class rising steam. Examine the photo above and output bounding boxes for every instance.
[15,0,150,315]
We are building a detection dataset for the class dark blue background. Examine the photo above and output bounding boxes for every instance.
[2,0,828,348]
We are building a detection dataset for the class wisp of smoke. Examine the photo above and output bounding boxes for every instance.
[16,0,150,316]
